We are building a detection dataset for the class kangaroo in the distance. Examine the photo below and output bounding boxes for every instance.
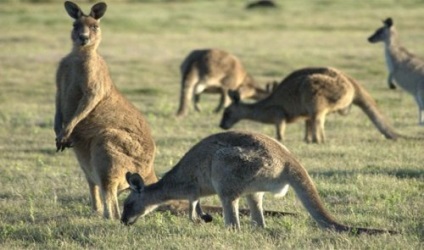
[246,0,277,9]
[176,49,272,117]
[122,131,397,235]
[368,17,424,125]
[219,67,402,143]
[55,1,160,219]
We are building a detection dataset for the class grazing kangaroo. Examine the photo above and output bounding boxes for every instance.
[368,17,424,125]
[55,1,159,219]
[219,67,401,143]
[122,131,397,235]
[176,49,271,117]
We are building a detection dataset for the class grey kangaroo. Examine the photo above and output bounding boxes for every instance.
[55,1,158,219]
[176,49,272,117]
[368,17,424,125]
[220,67,401,143]
[122,131,397,235]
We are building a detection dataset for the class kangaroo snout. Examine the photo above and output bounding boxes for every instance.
[219,120,230,130]
[79,34,89,45]
[121,216,136,226]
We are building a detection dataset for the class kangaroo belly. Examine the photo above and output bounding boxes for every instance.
[393,69,423,94]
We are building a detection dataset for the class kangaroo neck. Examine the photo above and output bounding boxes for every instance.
[384,29,401,73]
[144,170,193,205]
[143,181,172,206]
[241,102,282,123]
[72,44,99,59]
[71,46,106,81]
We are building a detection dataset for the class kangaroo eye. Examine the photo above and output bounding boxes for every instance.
[91,25,99,31]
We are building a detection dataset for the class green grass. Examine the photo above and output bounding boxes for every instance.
[0,0,423,249]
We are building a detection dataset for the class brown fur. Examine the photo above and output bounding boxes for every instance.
[176,49,271,117]
[122,131,397,235]
[368,17,424,125]
[219,67,400,143]
[55,1,158,219]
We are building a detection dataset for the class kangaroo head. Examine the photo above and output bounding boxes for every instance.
[368,17,393,43]
[64,1,107,49]
[121,172,152,226]
[219,90,242,130]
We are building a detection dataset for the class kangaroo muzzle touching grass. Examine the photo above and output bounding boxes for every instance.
[54,1,160,219]
[368,17,424,125]
[121,131,397,235]
[219,67,402,143]
[176,49,272,117]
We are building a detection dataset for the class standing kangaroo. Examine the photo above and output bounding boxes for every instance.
[176,49,271,117]
[219,67,400,143]
[55,1,158,219]
[122,131,397,234]
[368,17,424,125]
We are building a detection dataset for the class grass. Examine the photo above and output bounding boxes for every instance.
[0,0,423,249]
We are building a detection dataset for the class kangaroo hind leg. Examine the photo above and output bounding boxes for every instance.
[219,195,241,229]
[91,142,121,219]
[310,113,327,143]
[304,119,313,143]
[99,182,120,219]
[415,87,424,125]
[87,179,102,215]
[74,148,104,216]
[246,192,265,227]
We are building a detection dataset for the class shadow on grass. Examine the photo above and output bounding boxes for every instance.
[120,87,163,96]
[309,168,423,180]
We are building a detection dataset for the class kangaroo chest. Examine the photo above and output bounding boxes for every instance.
[384,47,395,74]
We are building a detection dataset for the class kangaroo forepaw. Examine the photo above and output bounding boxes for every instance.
[201,213,213,223]
[55,138,73,152]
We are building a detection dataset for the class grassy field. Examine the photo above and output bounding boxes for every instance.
[0,0,423,249]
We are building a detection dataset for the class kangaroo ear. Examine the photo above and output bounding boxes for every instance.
[266,81,278,93]
[228,90,240,104]
[126,172,145,192]
[64,1,83,19]
[90,2,107,20]
[384,17,393,27]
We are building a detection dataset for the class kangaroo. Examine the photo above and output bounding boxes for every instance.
[176,49,271,117]
[246,0,277,9]
[54,1,159,219]
[219,67,402,143]
[368,17,424,125]
[122,131,397,234]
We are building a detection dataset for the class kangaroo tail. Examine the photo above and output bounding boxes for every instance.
[287,160,398,235]
[348,76,400,140]
[176,60,197,117]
